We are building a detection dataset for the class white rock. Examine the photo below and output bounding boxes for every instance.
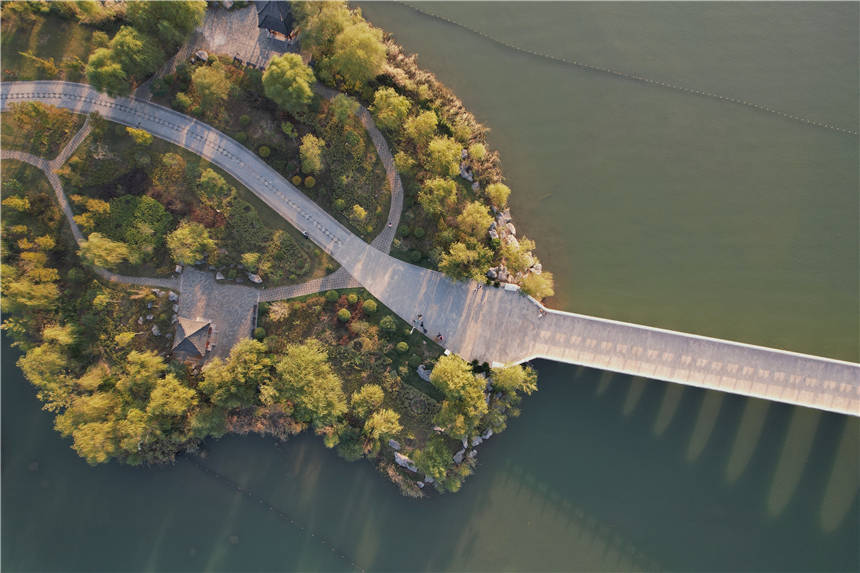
[482,428,494,440]
[215,272,225,280]
[168,292,179,302]
[468,450,478,459]
[416,481,425,488]
[506,222,516,235]
[172,304,179,313]
[174,265,183,274]
[388,439,401,451]
[471,436,483,447]
[137,316,144,325]
[145,314,154,321]
[151,325,161,336]
[453,449,465,464]
[394,452,418,472]
[461,438,468,449]
[248,273,263,284]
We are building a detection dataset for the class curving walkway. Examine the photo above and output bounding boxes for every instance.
[3,81,857,417]
[1,141,179,291]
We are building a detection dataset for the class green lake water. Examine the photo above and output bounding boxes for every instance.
[3,3,858,571]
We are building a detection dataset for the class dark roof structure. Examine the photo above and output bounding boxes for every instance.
[257,1,293,36]
[172,318,211,358]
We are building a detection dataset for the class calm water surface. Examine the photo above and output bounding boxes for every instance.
[3,4,858,571]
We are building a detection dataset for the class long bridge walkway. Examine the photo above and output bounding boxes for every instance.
[3,81,857,417]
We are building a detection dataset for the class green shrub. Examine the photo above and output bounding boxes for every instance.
[362,299,377,313]
[408,250,422,263]
[291,175,302,186]
[304,175,316,188]
[253,327,266,340]
[174,92,192,111]
[233,132,248,144]
[413,227,426,239]
[281,121,296,138]
[347,293,358,305]
[407,354,422,368]
[325,290,339,302]
[258,145,271,158]
[334,198,346,211]
[398,225,410,238]
[396,341,409,354]
[380,315,396,332]
[337,308,351,323]
[239,114,251,127]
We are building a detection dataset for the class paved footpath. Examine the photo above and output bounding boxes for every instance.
[3,81,857,416]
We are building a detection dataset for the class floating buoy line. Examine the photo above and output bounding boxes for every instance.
[189,459,365,572]
[396,2,858,137]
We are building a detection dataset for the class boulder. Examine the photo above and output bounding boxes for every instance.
[486,268,498,280]
[147,302,153,309]
[248,273,263,284]
[453,449,465,464]
[461,437,468,449]
[137,316,144,325]
[461,148,468,159]
[504,235,519,249]
[506,222,516,236]
[173,304,179,313]
[215,272,225,280]
[388,439,401,451]
[168,292,179,302]
[145,314,154,321]
[416,481,425,488]
[432,426,444,433]
[468,450,478,459]
[417,365,432,382]
[424,475,435,484]
[174,265,183,274]
[394,452,418,472]
[488,228,499,241]
[471,436,483,447]
[482,428,494,440]
[531,263,542,275]
[151,325,161,336]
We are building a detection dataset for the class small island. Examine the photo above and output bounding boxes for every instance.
[2,0,552,496]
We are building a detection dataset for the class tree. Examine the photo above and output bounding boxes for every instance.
[241,252,261,272]
[404,110,437,148]
[468,143,487,161]
[362,299,377,313]
[412,435,468,493]
[456,201,493,238]
[115,350,165,396]
[371,87,410,132]
[197,168,232,211]
[418,177,458,216]
[126,126,152,145]
[166,221,215,265]
[439,241,492,281]
[425,136,461,177]
[201,339,272,409]
[350,384,384,418]
[364,408,401,440]
[337,308,351,323]
[126,1,206,49]
[491,364,538,396]
[500,236,537,274]
[275,339,347,428]
[349,204,367,224]
[485,182,511,209]
[146,373,198,418]
[326,20,386,89]
[295,1,354,62]
[330,93,358,124]
[86,47,128,96]
[299,134,325,174]
[79,232,130,269]
[521,271,555,300]
[191,63,231,110]
[429,354,488,439]
[262,53,315,115]
[108,25,162,80]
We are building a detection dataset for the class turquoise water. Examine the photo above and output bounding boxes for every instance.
[3,4,858,571]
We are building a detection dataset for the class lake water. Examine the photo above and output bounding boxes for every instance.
[3,4,858,571]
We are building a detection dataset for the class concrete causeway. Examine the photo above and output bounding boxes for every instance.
[3,81,857,417]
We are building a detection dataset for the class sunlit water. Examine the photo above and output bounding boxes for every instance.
[3,4,858,571]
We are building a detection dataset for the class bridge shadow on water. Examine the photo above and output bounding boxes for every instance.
[3,339,858,572]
